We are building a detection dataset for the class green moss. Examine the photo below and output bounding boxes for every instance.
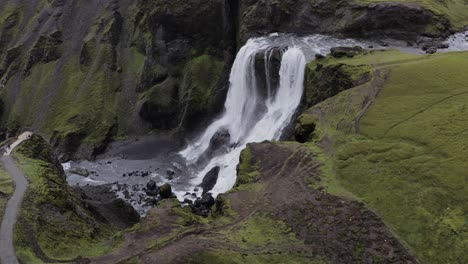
[12,135,119,261]
[5,61,57,129]
[180,54,225,114]
[303,50,468,263]
[223,214,298,249]
[189,249,328,264]
[118,256,142,264]
[0,164,14,224]
[44,52,119,145]
[236,145,261,185]
[305,59,372,106]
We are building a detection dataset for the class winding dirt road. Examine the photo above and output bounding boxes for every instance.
[0,132,32,264]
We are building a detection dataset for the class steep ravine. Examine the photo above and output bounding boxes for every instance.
[0,0,467,160]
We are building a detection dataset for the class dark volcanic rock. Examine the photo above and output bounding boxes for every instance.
[209,130,230,151]
[191,193,216,217]
[330,46,364,58]
[239,0,451,43]
[111,198,140,225]
[77,184,140,228]
[201,167,220,194]
[426,47,438,54]
[146,180,157,190]
[159,183,173,199]
[68,167,90,177]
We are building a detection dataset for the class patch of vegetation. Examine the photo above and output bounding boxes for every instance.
[12,135,119,261]
[44,52,119,145]
[223,214,298,249]
[305,61,372,106]
[6,59,56,129]
[236,145,261,185]
[179,54,225,115]
[302,50,468,263]
[0,163,13,223]
[189,249,328,264]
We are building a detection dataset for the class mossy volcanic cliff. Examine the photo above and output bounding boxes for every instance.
[0,0,467,159]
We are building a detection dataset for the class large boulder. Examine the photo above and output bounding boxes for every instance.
[201,167,220,194]
[159,183,173,199]
[191,193,216,217]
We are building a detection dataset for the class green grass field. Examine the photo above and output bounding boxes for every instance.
[304,50,468,263]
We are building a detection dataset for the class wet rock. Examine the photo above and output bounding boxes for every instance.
[209,130,230,150]
[330,46,363,58]
[377,40,389,47]
[183,198,193,205]
[144,198,158,207]
[315,54,325,60]
[199,193,215,208]
[69,167,90,177]
[191,193,216,217]
[421,41,449,51]
[166,169,175,179]
[112,198,140,224]
[426,47,437,54]
[201,166,220,194]
[159,183,173,199]
[145,189,159,197]
[147,180,157,190]
[123,190,130,200]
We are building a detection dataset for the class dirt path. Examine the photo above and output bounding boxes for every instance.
[0,132,32,264]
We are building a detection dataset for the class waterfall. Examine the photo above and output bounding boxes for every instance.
[178,37,306,198]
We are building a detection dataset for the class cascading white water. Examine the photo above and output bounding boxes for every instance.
[178,37,306,198]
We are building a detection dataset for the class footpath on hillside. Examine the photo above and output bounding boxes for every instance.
[0,132,32,264]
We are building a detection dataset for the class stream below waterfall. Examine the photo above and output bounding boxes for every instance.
[63,32,468,215]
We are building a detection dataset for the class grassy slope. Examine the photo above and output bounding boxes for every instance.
[0,163,13,224]
[12,135,119,262]
[355,0,468,29]
[304,50,468,263]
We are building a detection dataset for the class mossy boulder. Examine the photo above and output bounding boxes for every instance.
[159,183,173,199]
[236,145,261,186]
[305,61,372,107]
[295,113,317,143]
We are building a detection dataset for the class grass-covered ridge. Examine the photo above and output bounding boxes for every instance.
[0,162,13,225]
[12,135,119,262]
[301,50,468,263]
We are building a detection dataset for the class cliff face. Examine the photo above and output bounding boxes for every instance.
[0,0,237,160]
[0,0,466,159]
